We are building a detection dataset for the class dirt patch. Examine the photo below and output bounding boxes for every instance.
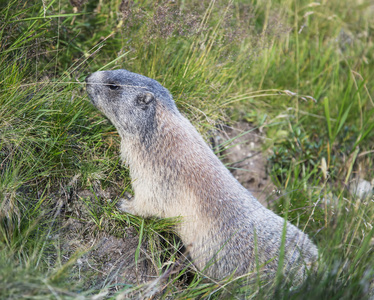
[213,121,276,207]
[57,187,158,292]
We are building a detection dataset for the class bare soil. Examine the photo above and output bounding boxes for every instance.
[214,121,276,207]
[58,188,158,291]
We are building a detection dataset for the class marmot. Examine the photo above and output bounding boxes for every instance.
[86,69,318,283]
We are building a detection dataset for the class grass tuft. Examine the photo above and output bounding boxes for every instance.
[0,0,373,298]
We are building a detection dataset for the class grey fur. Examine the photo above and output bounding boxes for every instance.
[86,69,318,282]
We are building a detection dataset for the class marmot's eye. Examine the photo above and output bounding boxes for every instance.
[108,83,120,90]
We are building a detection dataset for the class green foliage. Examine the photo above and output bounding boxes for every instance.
[0,0,373,298]
[269,124,324,184]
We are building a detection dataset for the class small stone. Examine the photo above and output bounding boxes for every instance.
[350,178,374,199]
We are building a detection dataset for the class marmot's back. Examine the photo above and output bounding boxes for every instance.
[86,69,318,283]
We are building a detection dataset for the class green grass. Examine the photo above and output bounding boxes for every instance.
[1,0,373,299]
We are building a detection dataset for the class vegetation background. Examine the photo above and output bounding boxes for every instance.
[0,0,373,299]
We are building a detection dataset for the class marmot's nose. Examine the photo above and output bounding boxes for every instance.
[85,74,93,83]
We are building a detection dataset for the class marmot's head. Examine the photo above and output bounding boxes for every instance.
[86,69,177,143]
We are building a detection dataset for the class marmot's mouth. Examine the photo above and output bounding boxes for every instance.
[86,85,100,110]
[85,74,99,106]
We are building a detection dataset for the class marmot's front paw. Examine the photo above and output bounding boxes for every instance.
[116,192,135,214]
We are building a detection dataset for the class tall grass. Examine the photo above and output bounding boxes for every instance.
[0,0,373,299]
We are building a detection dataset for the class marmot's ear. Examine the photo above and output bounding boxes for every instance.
[137,92,155,106]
